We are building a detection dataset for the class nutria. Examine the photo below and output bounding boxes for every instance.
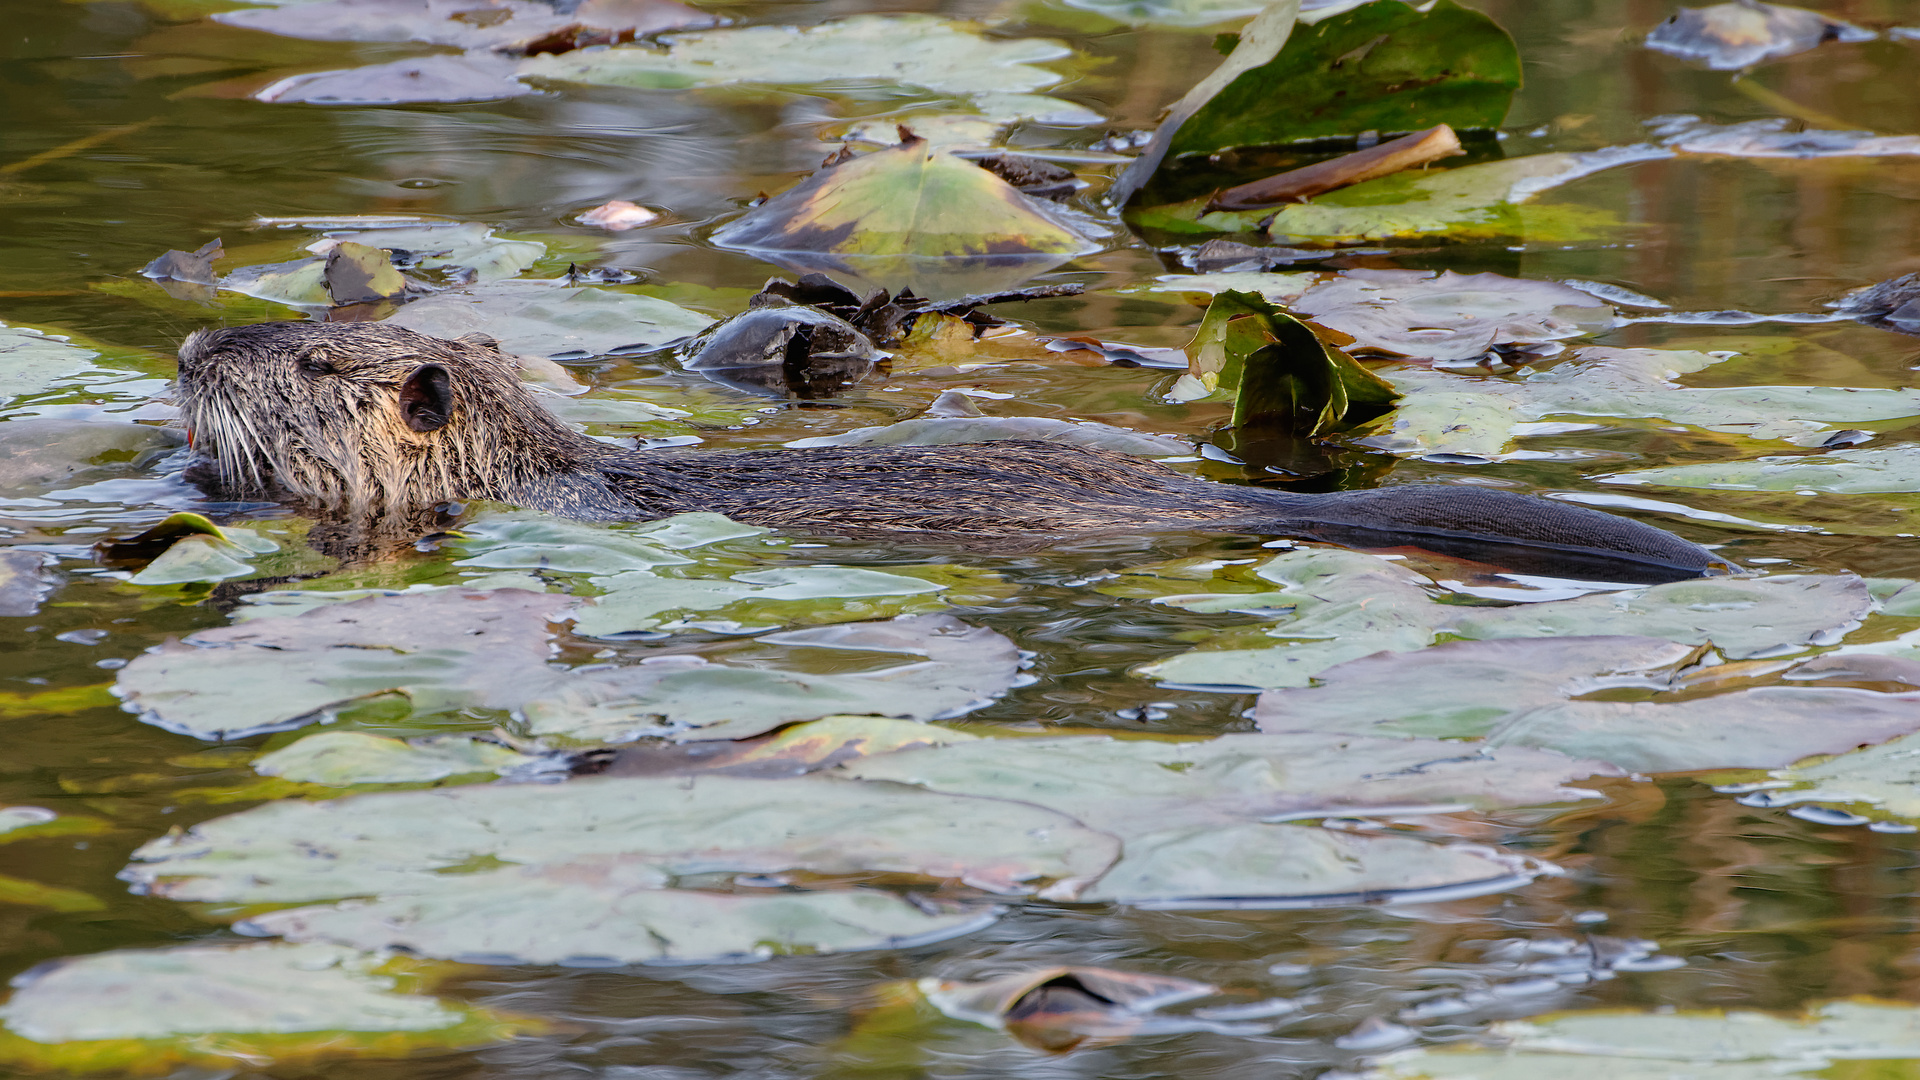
[174,321,1722,580]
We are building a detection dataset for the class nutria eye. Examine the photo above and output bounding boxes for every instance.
[296,347,335,376]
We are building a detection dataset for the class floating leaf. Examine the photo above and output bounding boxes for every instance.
[216,0,713,51]
[1059,0,1271,28]
[1132,148,1667,240]
[256,53,535,105]
[1166,0,1521,159]
[252,731,536,785]
[1609,444,1920,495]
[1128,548,1872,688]
[1645,1,1874,71]
[0,418,183,494]
[324,222,545,283]
[710,135,1098,298]
[0,550,54,618]
[0,875,104,913]
[0,942,535,1071]
[1656,115,1920,158]
[383,280,714,358]
[516,15,1073,97]
[590,715,980,779]
[1289,269,1614,362]
[1369,1000,1920,1080]
[121,775,1115,963]
[0,323,116,405]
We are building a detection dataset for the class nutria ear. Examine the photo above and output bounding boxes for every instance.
[399,364,454,433]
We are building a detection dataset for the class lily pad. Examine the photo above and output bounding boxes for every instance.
[115,587,1022,742]
[1369,999,1920,1080]
[1656,115,1920,158]
[1360,347,1920,458]
[1608,444,1920,495]
[1132,148,1668,240]
[845,731,1592,904]
[0,418,183,494]
[0,942,533,1071]
[217,0,713,51]
[122,774,1115,963]
[0,324,115,407]
[1256,636,1920,773]
[516,15,1073,97]
[382,280,714,358]
[1289,270,1614,362]
[1057,0,1270,28]
[1166,0,1521,159]
[0,551,55,618]
[323,222,545,283]
[1129,548,1872,688]
[1645,2,1874,71]
[710,135,1098,295]
[252,731,537,785]
[256,52,535,105]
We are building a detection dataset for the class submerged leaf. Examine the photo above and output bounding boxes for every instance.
[1645,1,1874,71]
[1167,0,1521,159]
[920,967,1220,1052]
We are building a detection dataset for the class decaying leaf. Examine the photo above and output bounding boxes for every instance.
[1208,124,1466,212]
[1645,1,1874,70]
[919,967,1224,1052]
[139,238,222,285]
[578,199,661,231]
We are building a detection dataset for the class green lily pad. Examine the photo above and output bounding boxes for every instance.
[382,281,714,359]
[0,942,535,1070]
[1128,548,1874,688]
[1057,0,1270,27]
[1360,347,1920,458]
[1369,999,1920,1080]
[710,135,1099,293]
[845,731,1598,904]
[0,323,117,407]
[252,731,537,785]
[115,587,1022,742]
[325,223,545,283]
[516,15,1072,98]
[575,566,950,635]
[1256,637,1920,773]
[1166,0,1521,159]
[1291,269,1614,362]
[122,774,1117,963]
[1609,444,1920,494]
[785,416,1191,457]
[216,0,713,51]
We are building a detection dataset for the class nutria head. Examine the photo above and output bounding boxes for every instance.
[176,321,603,513]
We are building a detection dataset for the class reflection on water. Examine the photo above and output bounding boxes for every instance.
[10,0,1920,1073]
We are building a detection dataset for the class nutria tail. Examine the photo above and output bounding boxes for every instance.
[1248,484,1723,581]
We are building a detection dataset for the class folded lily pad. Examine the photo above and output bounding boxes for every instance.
[516,15,1072,97]
[382,280,714,358]
[0,942,534,1071]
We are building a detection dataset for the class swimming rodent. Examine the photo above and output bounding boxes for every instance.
[174,321,1722,580]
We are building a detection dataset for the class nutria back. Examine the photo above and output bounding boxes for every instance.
[176,321,1721,579]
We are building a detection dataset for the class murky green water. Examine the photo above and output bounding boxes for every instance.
[9,0,1920,1074]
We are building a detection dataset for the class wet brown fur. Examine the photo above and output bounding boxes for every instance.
[175,321,1720,576]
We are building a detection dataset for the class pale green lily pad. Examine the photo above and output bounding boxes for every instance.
[0,418,182,493]
[517,16,1072,98]
[785,416,1191,456]
[575,566,947,636]
[1290,269,1614,362]
[0,942,533,1070]
[0,324,116,406]
[1125,271,1321,305]
[115,588,1021,742]
[218,257,330,306]
[1357,347,1920,458]
[382,281,714,359]
[1368,999,1920,1080]
[127,534,261,586]
[324,223,544,283]
[1131,548,1872,688]
[845,731,1597,904]
[1131,148,1669,240]
[252,731,536,785]
[1059,0,1268,27]
[1610,444,1920,494]
[122,774,1115,962]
